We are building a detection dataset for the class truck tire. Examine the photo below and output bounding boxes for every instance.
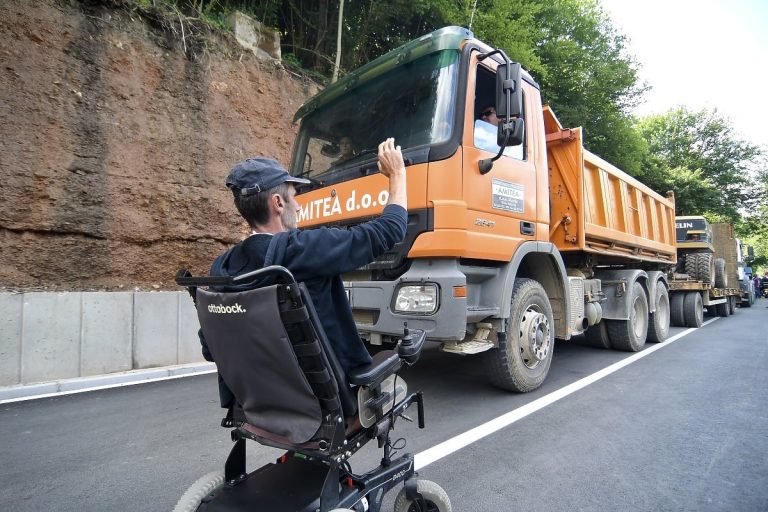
[728,295,737,314]
[715,300,729,317]
[683,292,704,327]
[685,253,714,284]
[714,258,727,288]
[670,293,685,327]
[647,284,670,343]
[606,281,648,352]
[482,278,554,393]
[583,322,612,350]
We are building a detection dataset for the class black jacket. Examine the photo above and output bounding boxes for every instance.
[202,204,407,407]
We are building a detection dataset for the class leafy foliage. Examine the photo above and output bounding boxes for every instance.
[531,0,648,174]
[635,107,762,222]
[736,158,768,272]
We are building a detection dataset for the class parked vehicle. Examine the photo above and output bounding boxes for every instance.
[291,27,681,393]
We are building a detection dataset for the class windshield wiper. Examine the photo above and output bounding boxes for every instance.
[351,147,379,160]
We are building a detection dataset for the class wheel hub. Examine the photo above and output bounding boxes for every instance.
[519,307,551,367]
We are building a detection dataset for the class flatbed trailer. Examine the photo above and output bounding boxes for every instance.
[668,278,742,327]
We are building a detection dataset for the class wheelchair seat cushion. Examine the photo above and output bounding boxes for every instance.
[196,286,323,444]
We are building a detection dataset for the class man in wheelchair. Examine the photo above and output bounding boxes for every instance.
[174,139,451,512]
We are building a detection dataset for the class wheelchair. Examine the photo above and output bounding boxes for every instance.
[174,265,451,512]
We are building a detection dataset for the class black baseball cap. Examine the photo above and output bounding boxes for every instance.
[226,157,310,196]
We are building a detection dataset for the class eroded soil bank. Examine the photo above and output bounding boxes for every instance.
[0,0,318,290]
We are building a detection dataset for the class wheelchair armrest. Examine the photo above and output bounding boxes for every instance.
[348,350,402,387]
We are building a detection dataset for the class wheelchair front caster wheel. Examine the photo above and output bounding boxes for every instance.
[172,471,224,512]
[393,479,452,512]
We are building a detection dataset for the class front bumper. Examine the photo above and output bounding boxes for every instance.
[344,260,467,342]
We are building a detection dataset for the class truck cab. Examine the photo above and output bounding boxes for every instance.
[290,27,556,341]
[675,216,714,253]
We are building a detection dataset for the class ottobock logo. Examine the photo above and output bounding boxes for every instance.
[207,303,247,314]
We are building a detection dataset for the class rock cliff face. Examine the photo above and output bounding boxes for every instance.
[0,0,317,290]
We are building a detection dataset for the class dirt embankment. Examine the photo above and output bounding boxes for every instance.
[0,0,318,291]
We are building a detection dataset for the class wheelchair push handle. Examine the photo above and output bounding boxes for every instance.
[174,265,298,288]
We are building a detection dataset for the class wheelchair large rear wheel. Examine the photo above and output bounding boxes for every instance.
[394,479,451,512]
[173,471,224,512]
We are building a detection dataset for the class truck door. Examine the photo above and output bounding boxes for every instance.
[462,54,542,261]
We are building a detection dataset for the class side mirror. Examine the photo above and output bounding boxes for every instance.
[320,142,340,157]
[497,118,524,147]
[495,62,522,118]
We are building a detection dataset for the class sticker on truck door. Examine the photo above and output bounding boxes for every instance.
[491,179,524,213]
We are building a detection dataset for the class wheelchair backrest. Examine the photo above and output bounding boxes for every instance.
[195,281,348,444]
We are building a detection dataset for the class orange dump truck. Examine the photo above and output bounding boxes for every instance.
[290,27,677,392]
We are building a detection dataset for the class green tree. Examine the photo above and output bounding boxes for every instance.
[737,158,768,271]
[635,107,762,222]
[531,0,648,174]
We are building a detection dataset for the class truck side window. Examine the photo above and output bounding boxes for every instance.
[473,65,525,160]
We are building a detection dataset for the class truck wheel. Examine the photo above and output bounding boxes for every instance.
[482,278,554,392]
[715,300,729,317]
[173,471,224,512]
[714,258,727,288]
[683,292,704,327]
[728,295,737,314]
[394,479,452,512]
[699,253,715,284]
[606,281,648,352]
[647,284,670,343]
[685,253,715,284]
[583,322,611,350]
[670,293,685,327]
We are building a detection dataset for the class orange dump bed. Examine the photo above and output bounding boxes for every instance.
[544,106,677,265]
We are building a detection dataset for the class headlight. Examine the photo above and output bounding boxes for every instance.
[393,284,439,314]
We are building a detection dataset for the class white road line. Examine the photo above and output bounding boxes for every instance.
[414,318,719,470]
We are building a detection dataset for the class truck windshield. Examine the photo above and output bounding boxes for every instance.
[291,50,459,186]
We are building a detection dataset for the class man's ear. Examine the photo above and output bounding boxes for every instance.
[272,193,284,210]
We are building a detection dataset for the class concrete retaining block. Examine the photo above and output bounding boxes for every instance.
[22,292,82,383]
[0,293,23,386]
[133,292,179,368]
[0,290,206,390]
[82,292,133,375]
[228,11,281,61]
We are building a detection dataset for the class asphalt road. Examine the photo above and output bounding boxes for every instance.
[2,302,767,511]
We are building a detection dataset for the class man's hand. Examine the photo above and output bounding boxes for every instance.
[377,138,407,210]
[377,138,406,178]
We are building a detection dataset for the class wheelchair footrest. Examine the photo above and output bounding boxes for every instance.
[197,456,328,512]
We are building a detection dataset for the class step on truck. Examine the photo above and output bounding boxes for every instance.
[290,27,678,392]
[669,217,743,326]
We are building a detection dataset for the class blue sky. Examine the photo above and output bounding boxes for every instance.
[601,0,768,149]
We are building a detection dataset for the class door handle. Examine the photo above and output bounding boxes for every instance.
[520,221,535,236]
